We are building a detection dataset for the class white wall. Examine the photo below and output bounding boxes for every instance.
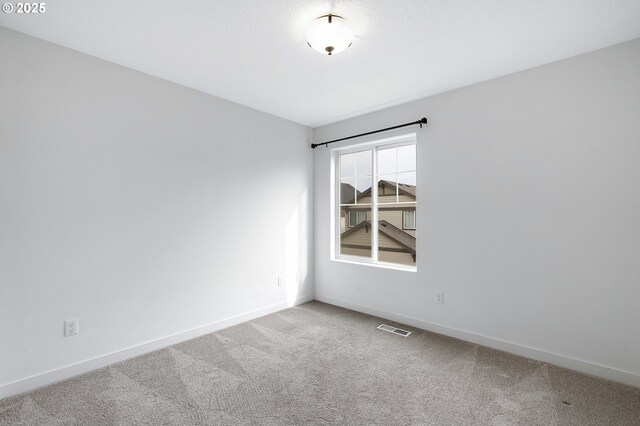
[0,27,313,397]
[313,39,640,386]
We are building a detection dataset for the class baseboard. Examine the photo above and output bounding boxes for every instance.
[0,294,314,400]
[315,293,640,389]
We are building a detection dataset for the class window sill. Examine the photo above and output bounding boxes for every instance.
[331,257,417,273]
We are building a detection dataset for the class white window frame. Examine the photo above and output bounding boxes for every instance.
[331,133,417,272]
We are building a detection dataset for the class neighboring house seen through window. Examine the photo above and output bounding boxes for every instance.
[348,211,367,228]
[402,210,416,230]
[335,135,417,269]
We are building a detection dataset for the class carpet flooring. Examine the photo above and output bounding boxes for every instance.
[1,301,639,425]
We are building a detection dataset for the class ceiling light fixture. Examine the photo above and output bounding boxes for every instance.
[306,14,353,56]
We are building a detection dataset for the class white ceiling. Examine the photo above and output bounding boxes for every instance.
[2,1,640,127]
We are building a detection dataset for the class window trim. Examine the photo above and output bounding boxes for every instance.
[331,133,417,272]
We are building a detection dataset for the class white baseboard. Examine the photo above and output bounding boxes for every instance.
[315,293,640,389]
[0,294,314,400]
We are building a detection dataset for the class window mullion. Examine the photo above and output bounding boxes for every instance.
[372,148,378,262]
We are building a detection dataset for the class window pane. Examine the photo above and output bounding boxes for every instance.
[397,171,416,186]
[397,172,416,203]
[340,205,372,259]
[397,145,416,172]
[356,177,372,204]
[376,145,416,267]
[356,150,372,176]
[340,153,355,178]
[377,174,397,204]
[377,147,396,175]
[340,178,356,204]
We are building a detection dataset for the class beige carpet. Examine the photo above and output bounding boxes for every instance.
[1,301,639,425]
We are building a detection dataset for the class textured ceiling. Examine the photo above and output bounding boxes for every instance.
[2,1,640,127]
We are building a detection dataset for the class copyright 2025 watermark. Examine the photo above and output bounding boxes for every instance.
[2,2,46,13]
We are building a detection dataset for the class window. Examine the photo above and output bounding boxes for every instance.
[348,211,367,227]
[403,210,416,230]
[335,135,417,269]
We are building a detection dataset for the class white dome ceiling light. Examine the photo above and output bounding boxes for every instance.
[306,14,354,56]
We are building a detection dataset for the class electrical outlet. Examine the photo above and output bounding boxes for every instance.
[64,319,79,337]
[435,291,444,304]
[277,276,285,287]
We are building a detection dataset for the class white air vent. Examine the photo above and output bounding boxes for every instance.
[377,324,412,337]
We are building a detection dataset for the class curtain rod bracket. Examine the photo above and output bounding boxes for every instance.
[311,117,427,149]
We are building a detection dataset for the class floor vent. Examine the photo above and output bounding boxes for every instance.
[377,324,412,337]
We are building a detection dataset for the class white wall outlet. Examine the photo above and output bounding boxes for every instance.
[64,319,79,337]
[277,276,285,287]
[435,291,444,304]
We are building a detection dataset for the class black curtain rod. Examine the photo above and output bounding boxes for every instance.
[311,117,427,149]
